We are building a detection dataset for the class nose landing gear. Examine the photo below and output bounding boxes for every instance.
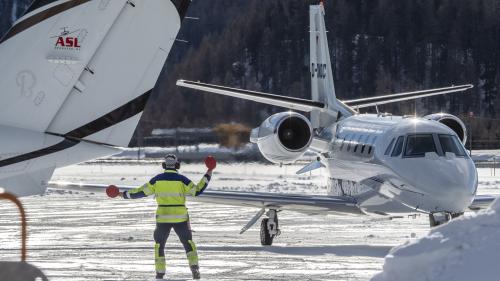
[429,212,463,227]
[260,209,281,246]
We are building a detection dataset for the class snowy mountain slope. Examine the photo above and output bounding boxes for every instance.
[372,199,500,281]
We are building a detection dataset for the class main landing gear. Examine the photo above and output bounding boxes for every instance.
[260,209,281,246]
[240,208,281,246]
[429,212,463,227]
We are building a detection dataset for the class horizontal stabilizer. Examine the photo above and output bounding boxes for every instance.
[0,167,55,197]
[343,84,473,109]
[177,80,326,112]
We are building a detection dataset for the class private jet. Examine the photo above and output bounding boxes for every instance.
[174,2,496,245]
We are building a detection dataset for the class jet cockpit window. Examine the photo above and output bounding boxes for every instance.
[391,136,404,157]
[404,134,437,157]
[385,138,395,155]
[439,134,467,157]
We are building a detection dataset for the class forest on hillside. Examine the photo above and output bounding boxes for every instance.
[2,0,500,148]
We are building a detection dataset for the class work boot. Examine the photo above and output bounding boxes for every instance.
[190,265,200,279]
[156,272,165,280]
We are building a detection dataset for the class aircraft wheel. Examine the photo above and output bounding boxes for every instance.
[260,218,274,246]
[429,212,452,227]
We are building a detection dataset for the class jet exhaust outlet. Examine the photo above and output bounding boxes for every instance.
[277,116,312,151]
[251,112,313,164]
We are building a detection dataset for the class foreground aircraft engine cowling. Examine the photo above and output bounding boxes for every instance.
[250,112,313,164]
[424,113,467,144]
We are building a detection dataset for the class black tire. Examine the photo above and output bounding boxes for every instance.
[260,218,273,246]
[429,214,438,227]
[429,213,453,227]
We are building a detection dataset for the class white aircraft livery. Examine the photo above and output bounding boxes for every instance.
[172,2,496,245]
[0,0,190,196]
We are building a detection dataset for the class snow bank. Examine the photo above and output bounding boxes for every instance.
[372,199,500,281]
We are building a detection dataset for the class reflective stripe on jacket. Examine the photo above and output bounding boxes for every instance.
[125,170,210,223]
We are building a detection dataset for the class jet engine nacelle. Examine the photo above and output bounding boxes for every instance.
[251,112,313,164]
[424,113,467,144]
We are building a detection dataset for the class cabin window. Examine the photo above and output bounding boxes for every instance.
[439,135,467,157]
[346,134,353,151]
[404,134,437,157]
[391,136,404,157]
[385,138,395,155]
[368,136,377,155]
[360,135,368,154]
[354,135,364,153]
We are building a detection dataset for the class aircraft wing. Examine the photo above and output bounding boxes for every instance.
[342,84,473,109]
[176,80,326,112]
[49,182,497,214]
[48,182,363,215]
[193,190,363,215]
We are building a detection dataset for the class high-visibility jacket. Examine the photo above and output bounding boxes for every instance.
[124,170,210,223]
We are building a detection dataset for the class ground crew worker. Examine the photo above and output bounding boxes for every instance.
[119,154,213,280]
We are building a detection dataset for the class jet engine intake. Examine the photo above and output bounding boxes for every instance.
[251,112,313,164]
[425,113,467,144]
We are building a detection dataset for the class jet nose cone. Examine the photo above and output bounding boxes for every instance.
[427,157,477,212]
[397,155,477,213]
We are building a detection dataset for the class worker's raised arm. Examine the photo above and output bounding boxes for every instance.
[122,181,156,199]
[183,170,212,197]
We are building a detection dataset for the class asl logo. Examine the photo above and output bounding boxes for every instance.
[52,27,82,50]
[56,37,80,48]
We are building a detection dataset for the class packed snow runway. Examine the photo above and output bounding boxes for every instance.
[1,162,499,281]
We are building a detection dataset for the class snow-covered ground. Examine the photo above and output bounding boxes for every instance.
[370,162,500,281]
[372,200,500,281]
[0,163,499,281]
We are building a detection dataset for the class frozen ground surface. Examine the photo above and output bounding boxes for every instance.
[0,162,499,281]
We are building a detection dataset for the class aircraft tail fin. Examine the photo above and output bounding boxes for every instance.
[309,3,351,127]
[0,0,189,148]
